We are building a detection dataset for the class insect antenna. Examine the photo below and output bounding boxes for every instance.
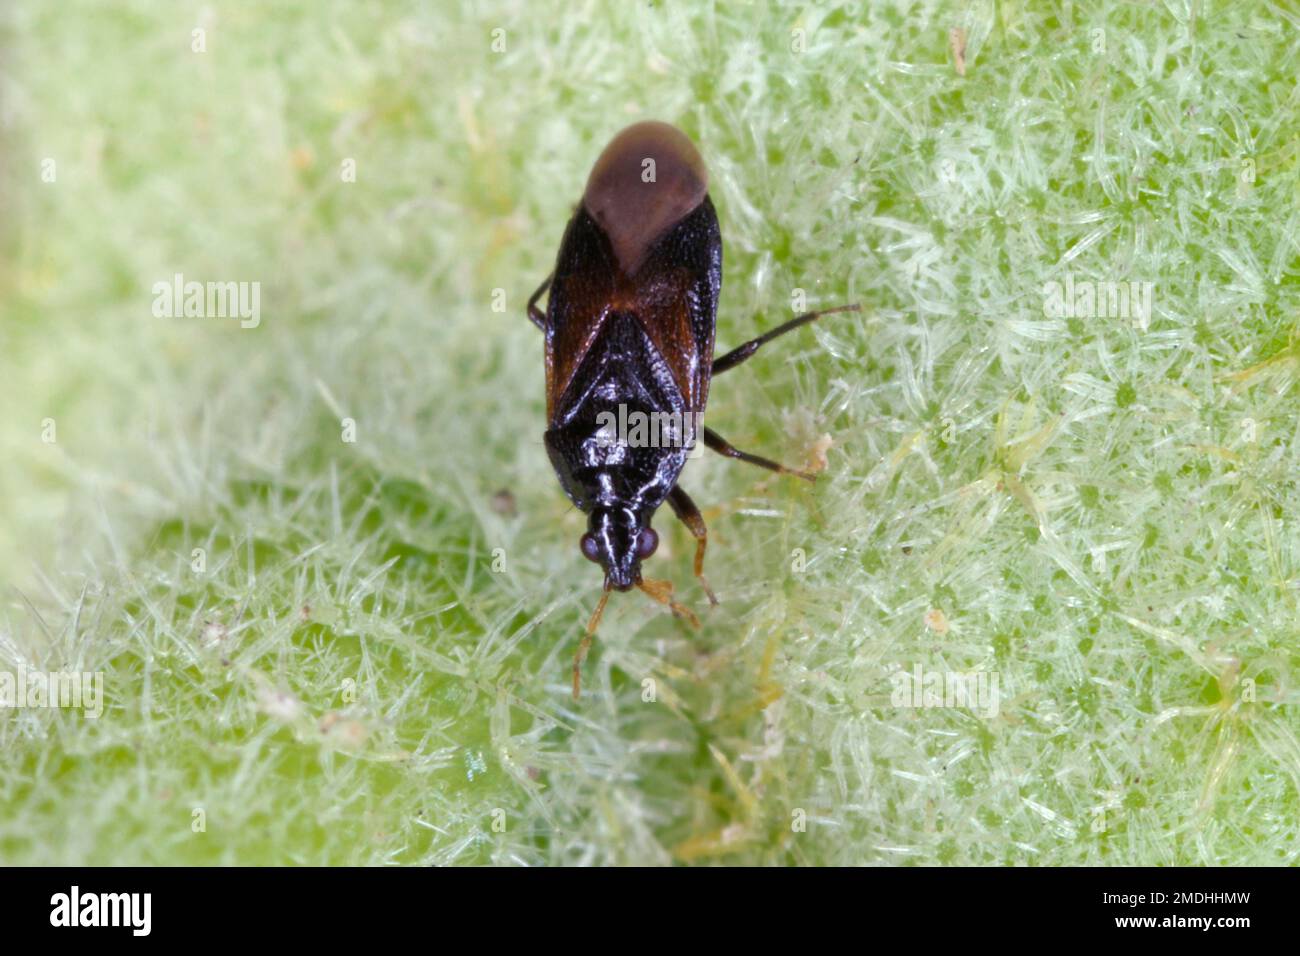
[572,585,612,700]
[637,577,700,628]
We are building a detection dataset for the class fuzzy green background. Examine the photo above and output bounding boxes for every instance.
[1,0,1297,866]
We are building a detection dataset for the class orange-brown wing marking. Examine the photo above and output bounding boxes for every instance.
[546,285,609,421]
[545,238,615,421]
[619,266,708,415]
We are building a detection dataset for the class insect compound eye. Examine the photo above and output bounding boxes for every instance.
[635,527,659,560]
[580,533,602,563]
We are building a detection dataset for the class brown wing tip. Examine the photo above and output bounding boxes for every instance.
[582,121,709,274]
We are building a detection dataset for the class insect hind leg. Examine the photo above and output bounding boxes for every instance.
[711,303,860,375]
[527,273,553,331]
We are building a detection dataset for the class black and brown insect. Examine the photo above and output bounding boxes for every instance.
[527,121,859,697]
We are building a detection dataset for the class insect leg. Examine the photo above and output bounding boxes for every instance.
[666,485,719,605]
[703,426,816,483]
[527,273,553,331]
[711,303,860,375]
